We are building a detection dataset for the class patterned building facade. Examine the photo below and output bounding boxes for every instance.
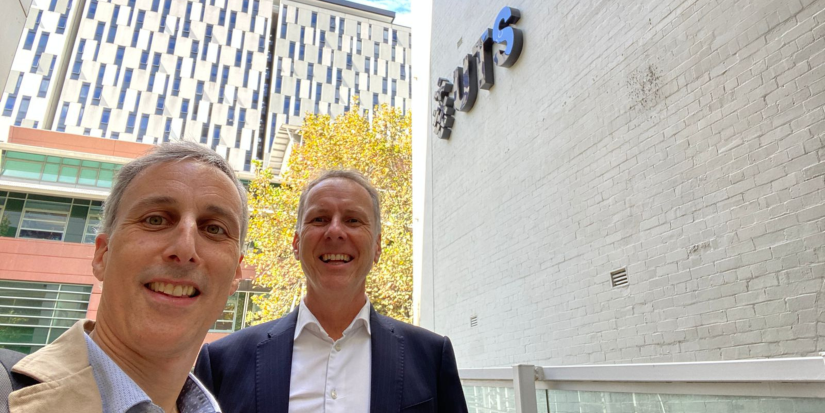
[0,0,410,353]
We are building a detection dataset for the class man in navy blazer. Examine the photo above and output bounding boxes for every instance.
[194,170,468,413]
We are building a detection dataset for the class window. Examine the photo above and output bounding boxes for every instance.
[156,96,165,114]
[23,30,36,50]
[392,30,398,46]
[100,108,110,133]
[374,43,379,59]
[210,64,218,82]
[357,22,361,36]
[139,114,149,138]
[347,53,352,69]
[0,281,92,353]
[219,9,226,25]
[299,44,305,60]
[3,96,16,117]
[326,67,332,83]
[337,34,342,51]
[163,118,172,142]
[242,0,248,13]
[383,28,388,43]
[337,69,343,87]
[87,0,97,18]
[56,103,69,131]
[57,14,67,34]
[140,51,149,70]
[283,96,290,114]
[94,22,104,41]
[373,93,378,109]
[293,98,300,116]
[38,78,49,98]
[307,63,314,80]
[71,40,85,79]
[152,0,159,11]
[209,290,263,333]
[167,36,176,53]
[83,206,102,243]
[400,65,406,80]
[14,97,30,126]
[275,76,282,93]
[289,42,295,59]
[212,125,221,149]
[392,47,395,62]
[107,24,117,43]
[382,78,387,94]
[315,82,322,101]
[330,16,335,31]
[295,79,301,97]
[339,18,344,34]
[89,85,101,105]
[228,106,234,125]
[126,113,136,133]
[356,39,362,54]
[311,12,317,28]
[181,99,189,119]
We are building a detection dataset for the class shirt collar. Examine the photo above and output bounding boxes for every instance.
[84,331,221,413]
[295,297,372,340]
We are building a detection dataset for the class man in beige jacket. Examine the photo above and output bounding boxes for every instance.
[6,142,247,413]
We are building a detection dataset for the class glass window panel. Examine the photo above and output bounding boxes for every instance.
[62,158,81,166]
[6,152,45,161]
[78,168,98,186]
[20,220,67,232]
[1,160,43,180]
[58,166,79,183]
[97,169,114,188]
[80,160,100,168]
[22,201,71,213]
[42,163,59,182]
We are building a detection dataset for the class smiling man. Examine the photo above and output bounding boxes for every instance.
[3,142,248,413]
[194,170,468,413]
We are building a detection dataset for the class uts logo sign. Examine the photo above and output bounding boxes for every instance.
[432,7,524,140]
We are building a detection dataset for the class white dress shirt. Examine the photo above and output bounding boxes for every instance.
[288,298,372,413]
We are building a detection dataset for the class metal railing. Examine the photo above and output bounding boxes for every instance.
[460,357,825,413]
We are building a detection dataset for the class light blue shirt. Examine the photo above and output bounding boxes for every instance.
[84,333,221,413]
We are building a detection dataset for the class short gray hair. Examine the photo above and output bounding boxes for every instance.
[296,170,381,234]
[101,142,249,245]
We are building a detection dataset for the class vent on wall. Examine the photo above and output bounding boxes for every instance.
[470,315,478,328]
[611,268,628,287]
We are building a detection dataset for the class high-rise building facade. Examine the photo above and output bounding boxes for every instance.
[0,0,410,353]
[265,0,411,174]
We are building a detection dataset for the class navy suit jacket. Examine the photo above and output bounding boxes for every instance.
[194,306,469,413]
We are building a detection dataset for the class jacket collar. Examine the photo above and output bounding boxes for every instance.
[256,305,405,413]
[9,320,103,413]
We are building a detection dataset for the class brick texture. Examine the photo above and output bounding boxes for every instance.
[423,0,825,367]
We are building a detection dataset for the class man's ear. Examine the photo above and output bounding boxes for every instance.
[292,232,300,260]
[91,233,110,282]
[374,233,382,264]
[230,254,244,295]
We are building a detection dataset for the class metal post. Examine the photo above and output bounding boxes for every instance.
[513,364,537,413]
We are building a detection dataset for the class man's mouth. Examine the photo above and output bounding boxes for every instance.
[146,282,199,298]
[320,254,352,263]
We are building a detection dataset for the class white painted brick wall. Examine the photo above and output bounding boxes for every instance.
[422,0,825,367]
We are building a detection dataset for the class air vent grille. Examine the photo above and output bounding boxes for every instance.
[611,268,628,287]
[470,315,478,328]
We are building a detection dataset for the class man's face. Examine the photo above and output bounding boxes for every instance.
[92,160,244,354]
[293,178,381,298]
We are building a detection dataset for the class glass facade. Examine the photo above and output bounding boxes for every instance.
[1,151,122,189]
[0,280,92,354]
[209,290,263,333]
[461,387,825,413]
[0,191,102,243]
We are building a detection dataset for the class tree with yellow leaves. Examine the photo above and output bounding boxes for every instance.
[245,102,412,324]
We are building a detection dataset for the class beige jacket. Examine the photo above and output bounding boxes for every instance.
[9,320,103,413]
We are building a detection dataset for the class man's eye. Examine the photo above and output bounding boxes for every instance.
[146,216,165,225]
[205,224,225,235]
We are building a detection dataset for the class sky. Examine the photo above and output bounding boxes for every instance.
[346,0,414,28]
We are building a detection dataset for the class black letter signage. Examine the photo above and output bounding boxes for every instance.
[433,6,524,140]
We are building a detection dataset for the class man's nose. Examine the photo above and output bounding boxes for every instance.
[164,217,200,265]
[324,217,346,239]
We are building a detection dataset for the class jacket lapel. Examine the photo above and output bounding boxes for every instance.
[369,307,404,413]
[256,308,299,413]
[9,320,103,413]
